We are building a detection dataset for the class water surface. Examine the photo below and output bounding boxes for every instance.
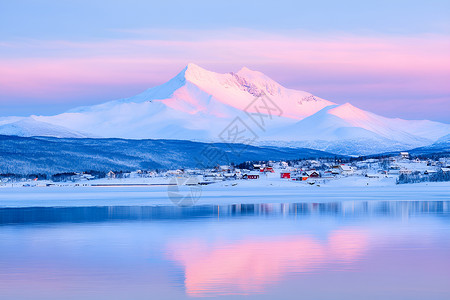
[0,201,449,299]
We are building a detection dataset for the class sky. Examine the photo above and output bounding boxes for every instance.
[0,0,449,122]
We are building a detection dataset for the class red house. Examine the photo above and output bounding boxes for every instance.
[306,170,320,178]
[247,174,259,179]
[260,167,275,173]
[280,172,291,179]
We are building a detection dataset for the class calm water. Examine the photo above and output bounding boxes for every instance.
[0,201,449,300]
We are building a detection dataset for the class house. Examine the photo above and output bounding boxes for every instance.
[223,173,237,180]
[331,167,341,175]
[365,173,379,178]
[427,160,437,166]
[130,170,144,178]
[260,166,274,173]
[218,165,231,172]
[323,170,334,178]
[166,169,184,176]
[107,171,116,179]
[305,170,320,178]
[336,165,354,175]
[280,172,291,179]
[441,167,450,173]
[204,173,224,181]
[245,174,259,179]
[400,152,409,159]
[80,173,95,181]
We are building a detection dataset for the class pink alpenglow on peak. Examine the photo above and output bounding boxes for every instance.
[177,63,334,120]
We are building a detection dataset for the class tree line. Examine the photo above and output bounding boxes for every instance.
[397,170,450,184]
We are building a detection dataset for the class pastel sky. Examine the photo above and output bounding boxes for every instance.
[1,0,449,122]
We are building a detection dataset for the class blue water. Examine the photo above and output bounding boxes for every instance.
[0,201,449,299]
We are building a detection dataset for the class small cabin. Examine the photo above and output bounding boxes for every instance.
[280,172,291,179]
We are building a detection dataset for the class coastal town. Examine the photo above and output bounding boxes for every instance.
[1,152,449,188]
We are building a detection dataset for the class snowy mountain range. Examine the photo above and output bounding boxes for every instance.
[1,63,448,155]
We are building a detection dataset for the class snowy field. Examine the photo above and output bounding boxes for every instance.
[0,176,449,208]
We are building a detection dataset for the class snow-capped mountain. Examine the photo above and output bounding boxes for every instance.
[1,63,449,155]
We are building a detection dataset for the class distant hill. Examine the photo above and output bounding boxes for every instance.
[407,134,450,156]
[0,135,342,175]
[362,134,450,159]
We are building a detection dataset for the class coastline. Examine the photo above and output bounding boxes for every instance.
[1,180,449,208]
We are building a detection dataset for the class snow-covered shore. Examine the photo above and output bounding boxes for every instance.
[0,176,448,208]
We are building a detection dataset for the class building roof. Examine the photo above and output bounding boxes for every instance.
[339,165,353,171]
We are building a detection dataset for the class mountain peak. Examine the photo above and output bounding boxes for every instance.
[180,64,282,98]
[180,63,219,85]
[237,66,261,76]
[185,62,205,72]
[329,103,366,119]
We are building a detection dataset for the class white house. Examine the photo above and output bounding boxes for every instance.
[339,165,355,175]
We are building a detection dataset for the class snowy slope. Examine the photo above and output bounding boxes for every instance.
[435,134,450,145]
[268,103,449,154]
[407,133,450,155]
[275,103,446,143]
[0,117,90,138]
[0,63,449,155]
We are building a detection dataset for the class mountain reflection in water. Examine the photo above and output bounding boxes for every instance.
[0,201,449,299]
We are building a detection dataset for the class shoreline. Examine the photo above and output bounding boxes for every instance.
[0,181,449,208]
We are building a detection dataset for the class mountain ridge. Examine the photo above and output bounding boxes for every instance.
[0,134,342,175]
